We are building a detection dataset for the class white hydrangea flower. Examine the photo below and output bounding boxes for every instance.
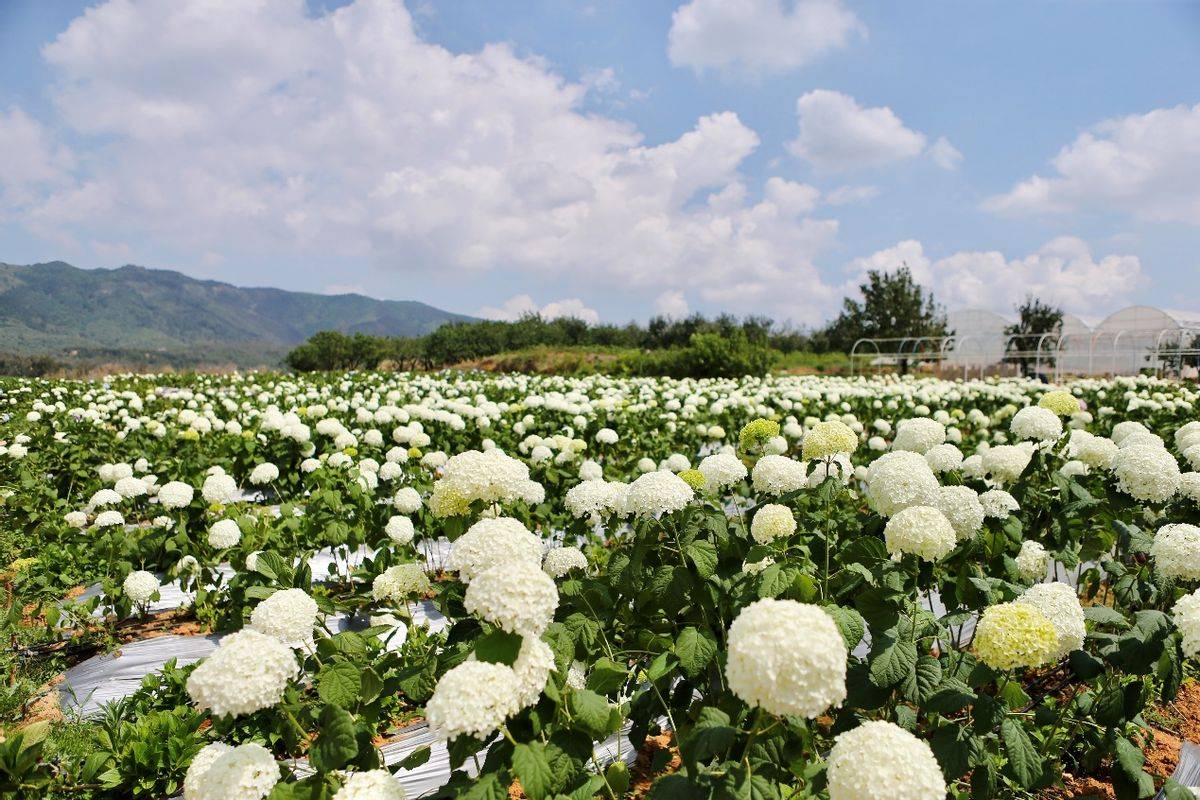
[1113,444,1181,503]
[187,629,297,718]
[333,770,406,800]
[982,444,1034,486]
[1151,524,1200,581]
[248,463,279,485]
[64,510,88,528]
[94,510,125,528]
[865,452,938,517]
[392,487,422,514]
[542,546,588,578]
[183,742,232,800]
[750,455,806,497]
[464,561,559,636]
[750,503,796,544]
[827,720,946,800]
[158,480,195,509]
[933,485,984,540]
[884,506,957,562]
[208,519,242,549]
[372,564,431,601]
[114,476,148,498]
[1010,406,1063,443]
[184,742,278,800]
[1016,582,1085,660]
[201,473,239,504]
[249,588,319,646]
[123,570,160,605]
[698,452,748,492]
[447,517,543,582]
[924,443,963,473]
[978,489,1019,519]
[385,515,415,545]
[1173,588,1200,658]
[626,470,694,517]
[725,599,846,718]
[1015,540,1050,581]
[426,661,520,741]
[891,418,945,455]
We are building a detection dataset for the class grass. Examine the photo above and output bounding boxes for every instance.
[772,350,851,374]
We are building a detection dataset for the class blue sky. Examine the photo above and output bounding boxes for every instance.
[1,0,1198,326]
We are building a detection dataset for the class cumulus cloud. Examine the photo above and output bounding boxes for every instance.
[929,137,963,171]
[0,106,74,214]
[844,236,1144,314]
[788,90,947,171]
[985,103,1200,224]
[479,294,600,324]
[3,0,844,321]
[825,184,879,205]
[667,0,863,76]
[654,290,690,318]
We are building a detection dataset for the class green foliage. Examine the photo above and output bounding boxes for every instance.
[821,266,950,355]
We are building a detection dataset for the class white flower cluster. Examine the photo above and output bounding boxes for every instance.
[625,470,694,517]
[978,489,1019,519]
[750,503,796,544]
[463,561,559,636]
[433,448,544,507]
[1016,582,1085,660]
[248,463,279,485]
[248,588,319,646]
[542,546,588,577]
[393,486,422,513]
[725,599,846,718]
[385,515,416,545]
[425,660,520,741]
[698,452,748,492]
[333,770,406,800]
[933,486,984,540]
[865,452,938,517]
[564,479,629,520]
[884,506,957,562]
[891,418,945,454]
[123,570,160,605]
[751,455,806,496]
[447,517,543,581]
[1010,405,1063,443]
[827,720,946,800]
[1173,588,1200,658]
[208,519,242,549]
[158,480,194,509]
[372,564,432,602]
[186,629,297,717]
[1015,540,1050,581]
[201,472,239,504]
[1151,523,1200,581]
[982,444,1034,485]
[183,742,279,800]
[1113,443,1181,503]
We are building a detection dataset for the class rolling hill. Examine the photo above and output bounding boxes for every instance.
[0,261,473,368]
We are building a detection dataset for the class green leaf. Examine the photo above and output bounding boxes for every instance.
[1161,779,1198,800]
[901,655,942,703]
[869,637,918,689]
[567,689,613,739]
[686,539,718,578]
[309,705,358,772]
[925,679,976,714]
[398,745,431,769]
[929,725,973,780]
[474,629,524,666]
[824,605,866,650]
[1113,735,1144,782]
[1000,718,1043,789]
[462,773,508,800]
[650,774,698,800]
[586,657,629,695]
[680,707,735,767]
[1084,605,1129,629]
[674,627,718,679]
[512,742,554,800]
[316,662,362,708]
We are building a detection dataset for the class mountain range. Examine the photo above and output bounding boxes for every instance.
[0,261,472,368]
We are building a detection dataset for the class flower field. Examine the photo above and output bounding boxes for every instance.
[4,371,1200,800]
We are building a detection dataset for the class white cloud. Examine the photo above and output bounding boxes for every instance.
[825,184,879,206]
[8,0,845,322]
[654,290,690,318]
[667,0,863,76]
[929,137,963,171]
[844,236,1144,314]
[0,106,74,214]
[985,103,1200,224]
[788,90,929,171]
[480,294,600,324]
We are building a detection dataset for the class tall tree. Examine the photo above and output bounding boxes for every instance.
[823,267,951,366]
[1004,296,1064,377]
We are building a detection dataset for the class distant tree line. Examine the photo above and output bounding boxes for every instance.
[283,267,1003,377]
